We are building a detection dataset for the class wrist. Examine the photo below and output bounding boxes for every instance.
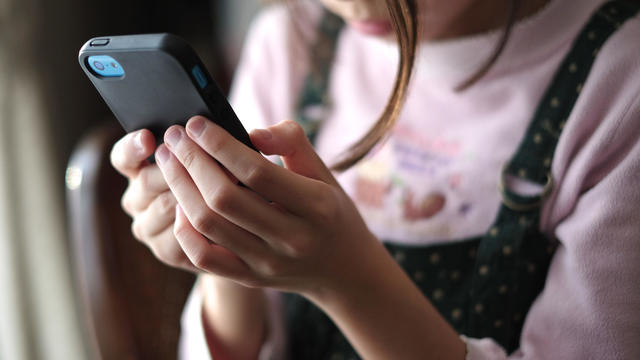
[302,241,466,360]
[302,236,390,309]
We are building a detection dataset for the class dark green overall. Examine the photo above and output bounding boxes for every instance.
[285,1,639,358]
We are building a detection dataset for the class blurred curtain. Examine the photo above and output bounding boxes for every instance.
[0,0,90,358]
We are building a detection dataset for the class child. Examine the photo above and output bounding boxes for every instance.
[110,0,640,358]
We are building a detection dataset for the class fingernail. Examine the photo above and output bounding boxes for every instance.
[187,117,206,137]
[166,127,183,147]
[156,145,170,164]
[252,129,272,141]
[133,132,145,154]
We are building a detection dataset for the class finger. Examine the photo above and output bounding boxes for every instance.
[163,126,296,244]
[124,164,170,213]
[132,191,176,239]
[251,120,338,186]
[155,144,277,256]
[145,226,200,273]
[174,204,254,281]
[184,116,329,215]
[110,129,156,178]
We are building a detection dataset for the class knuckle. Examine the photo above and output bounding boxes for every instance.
[173,220,190,241]
[190,250,210,270]
[162,168,182,187]
[149,242,185,269]
[181,148,199,169]
[162,167,188,190]
[207,185,236,214]
[206,132,229,155]
[110,140,126,172]
[258,258,284,277]
[312,187,339,224]
[121,190,135,215]
[284,119,305,138]
[137,167,152,190]
[156,192,176,214]
[191,211,216,236]
[282,239,310,258]
[131,221,143,241]
[244,164,268,188]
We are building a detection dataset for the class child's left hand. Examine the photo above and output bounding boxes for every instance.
[155,116,383,299]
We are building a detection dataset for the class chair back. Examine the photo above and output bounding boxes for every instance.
[66,123,195,360]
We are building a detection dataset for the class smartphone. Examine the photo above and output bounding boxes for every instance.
[78,33,255,151]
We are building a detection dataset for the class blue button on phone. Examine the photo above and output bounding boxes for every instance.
[191,65,208,89]
[88,55,125,77]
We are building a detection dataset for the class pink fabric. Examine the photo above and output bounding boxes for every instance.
[179,284,286,360]
[180,0,640,358]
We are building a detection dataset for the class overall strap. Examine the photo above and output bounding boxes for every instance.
[295,10,344,145]
[467,0,639,350]
[503,0,640,190]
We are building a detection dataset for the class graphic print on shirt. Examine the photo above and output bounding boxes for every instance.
[402,190,446,222]
[350,121,473,240]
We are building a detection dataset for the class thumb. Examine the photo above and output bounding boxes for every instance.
[250,120,337,185]
[110,129,156,178]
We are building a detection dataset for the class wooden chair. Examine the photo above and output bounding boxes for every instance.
[66,122,196,360]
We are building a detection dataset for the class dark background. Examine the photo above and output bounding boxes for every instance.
[0,2,261,358]
[38,0,229,179]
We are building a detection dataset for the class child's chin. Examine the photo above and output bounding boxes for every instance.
[349,19,393,37]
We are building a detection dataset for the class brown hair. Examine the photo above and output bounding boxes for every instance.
[331,0,418,171]
[330,0,522,172]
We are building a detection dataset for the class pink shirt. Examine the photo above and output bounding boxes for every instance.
[180,0,640,358]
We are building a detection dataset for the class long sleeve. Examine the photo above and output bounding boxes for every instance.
[178,282,211,360]
[178,281,288,360]
[461,32,640,358]
[513,83,640,359]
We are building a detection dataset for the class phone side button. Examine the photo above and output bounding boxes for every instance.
[90,39,110,46]
[192,65,209,89]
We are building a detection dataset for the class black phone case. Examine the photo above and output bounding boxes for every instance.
[78,33,255,151]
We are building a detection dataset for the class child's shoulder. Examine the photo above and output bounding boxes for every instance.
[584,11,640,106]
[599,10,640,61]
[560,8,640,178]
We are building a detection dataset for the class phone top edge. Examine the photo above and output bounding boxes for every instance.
[78,33,191,58]
[77,33,247,145]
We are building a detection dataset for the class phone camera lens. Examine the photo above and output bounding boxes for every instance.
[88,55,124,77]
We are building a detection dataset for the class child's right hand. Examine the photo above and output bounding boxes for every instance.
[110,129,197,272]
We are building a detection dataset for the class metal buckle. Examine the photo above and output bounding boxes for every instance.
[498,167,554,212]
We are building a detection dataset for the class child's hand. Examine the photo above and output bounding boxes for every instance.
[156,116,382,297]
[112,128,270,359]
[110,129,198,272]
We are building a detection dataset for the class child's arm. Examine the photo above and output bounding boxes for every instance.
[157,117,467,360]
[200,275,267,360]
[305,235,468,360]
